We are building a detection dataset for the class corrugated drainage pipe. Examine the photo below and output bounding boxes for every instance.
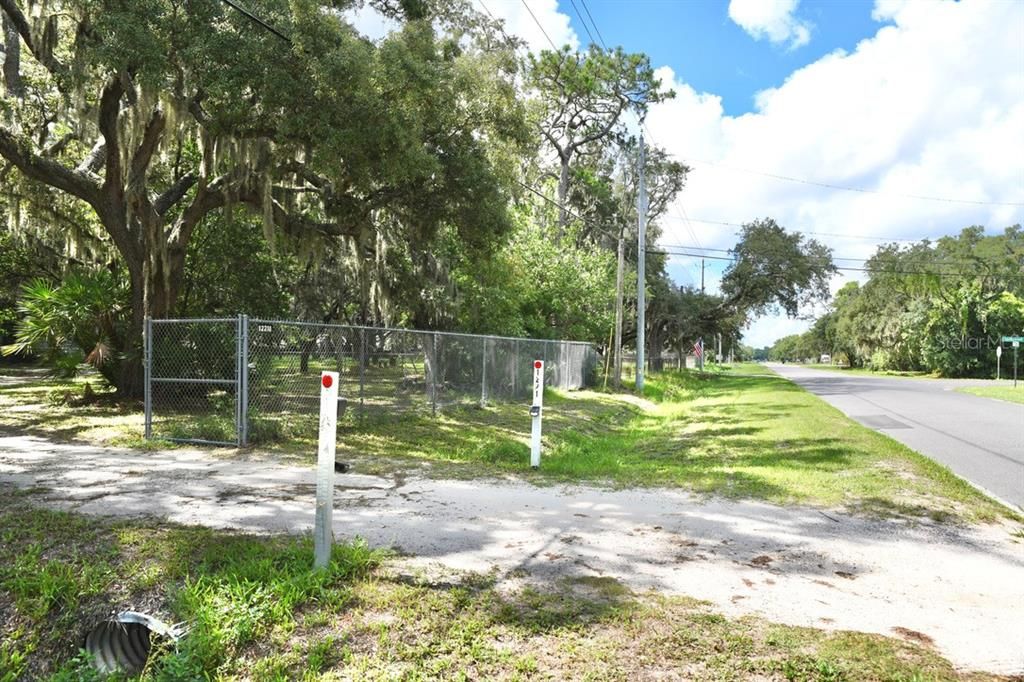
[85,611,188,674]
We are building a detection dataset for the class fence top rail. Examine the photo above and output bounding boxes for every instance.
[151,317,240,324]
[147,315,594,348]
[248,317,596,348]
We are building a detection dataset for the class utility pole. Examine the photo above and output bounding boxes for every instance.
[636,132,647,392]
[701,258,705,294]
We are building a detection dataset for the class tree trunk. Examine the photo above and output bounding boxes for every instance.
[2,13,23,99]
[648,327,664,372]
[112,209,188,399]
[556,156,570,238]
[116,261,147,399]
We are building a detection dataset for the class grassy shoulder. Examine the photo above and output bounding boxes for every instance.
[575,367,1007,523]
[0,363,1012,524]
[305,362,1012,523]
[0,491,1004,681]
[956,385,1024,405]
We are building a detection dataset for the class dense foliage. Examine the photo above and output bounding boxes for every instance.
[769,227,1024,377]
[0,0,845,394]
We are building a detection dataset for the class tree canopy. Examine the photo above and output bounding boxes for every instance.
[3,0,1010,392]
[768,226,1024,376]
[0,0,528,391]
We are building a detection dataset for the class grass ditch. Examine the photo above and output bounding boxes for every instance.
[0,491,1008,681]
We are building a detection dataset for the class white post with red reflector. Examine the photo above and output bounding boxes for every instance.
[314,371,339,569]
[530,360,544,468]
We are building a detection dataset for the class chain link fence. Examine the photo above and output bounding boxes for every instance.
[145,316,599,446]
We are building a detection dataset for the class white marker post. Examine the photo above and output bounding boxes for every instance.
[530,360,544,468]
[314,371,339,569]
[996,344,1002,381]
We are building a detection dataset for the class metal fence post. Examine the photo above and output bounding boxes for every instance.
[431,332,439,416]
[235,315,242,446]
[543,340,550,390]
[336,326,345,381]
[359,327,366,423]
[144,316,152,440]
[481,336,489,407]
[240,314,249,446]
[512,339,519,397]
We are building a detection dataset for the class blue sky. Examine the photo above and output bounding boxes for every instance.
[353,1,1024,347]
[566,0,891,117]
[560,0,901,313]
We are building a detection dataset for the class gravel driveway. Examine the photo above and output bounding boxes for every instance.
[1,434,1022,674]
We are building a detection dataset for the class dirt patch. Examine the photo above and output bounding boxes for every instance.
[2,434,1023,674]
[892,626,936,647]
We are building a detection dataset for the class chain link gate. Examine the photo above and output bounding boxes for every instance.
[145,316,599,446]
[145,316,247,446]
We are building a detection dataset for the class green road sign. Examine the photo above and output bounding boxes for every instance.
[1002,336,1024,343]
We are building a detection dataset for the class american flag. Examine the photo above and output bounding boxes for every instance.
[693,338,703,359]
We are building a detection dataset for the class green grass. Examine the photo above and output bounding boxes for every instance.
[1,363,1013,523]
[956,385,1024,405]
[325,367,1009,523]
[0,368,150,448]
[0,492,1003,681]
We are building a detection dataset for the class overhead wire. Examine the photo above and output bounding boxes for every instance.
[577,0,609,50]
[562,1,1021,235]
[567,0,598,48]
[518,0,560,51]
[218,0,1022,284]
[218,0,292,42]
[658,243,1018,271]
[517,173,1021,279]
[678,156,1024,208]
[659,215,926,243]
[651,248,1023,280]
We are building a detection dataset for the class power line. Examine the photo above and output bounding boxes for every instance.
[476,0,524,52]
[516,167,1016,278]
[218,0,291,43]
[658,243,1017,270]
[661,215,928,244]
[513,178,592,226]
[514,176,1017,276]
[224,0,1023,284]
[567,0,598,48]
[677,201,703,250]
[681,156,1024,208]
[652,248,1024,279]
[519,0,560,52]
[577,0,609,50]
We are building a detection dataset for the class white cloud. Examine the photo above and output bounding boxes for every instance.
[728,0,812,49]
[647,0,1024,347]
[344,0,578,53]
[474,0,579,53]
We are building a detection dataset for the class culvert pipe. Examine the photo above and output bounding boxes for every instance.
[85,611,188,674]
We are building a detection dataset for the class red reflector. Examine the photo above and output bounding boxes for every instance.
[534,360,542,369]
[322,375,333,388]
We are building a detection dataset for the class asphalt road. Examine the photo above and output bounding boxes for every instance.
[770,364,1024,511]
